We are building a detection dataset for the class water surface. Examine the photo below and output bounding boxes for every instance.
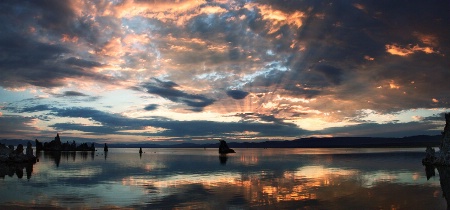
[0,148,447,209]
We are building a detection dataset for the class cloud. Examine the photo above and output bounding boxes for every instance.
[144,104,159,111]
[226,90,249,100]
[61,91,88,97]
[64,57,102,68]
[46,106,306,139]
[385,44,440,56]
[319,121,441,138]
[0,115,40,138]
[142,79,215,110]
[0,0,449,142]
[20,105,53,113]
[0,30,113,88]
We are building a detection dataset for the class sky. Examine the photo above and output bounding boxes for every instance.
[0,0,449,144]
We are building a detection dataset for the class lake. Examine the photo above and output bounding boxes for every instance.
[0,148,448,209]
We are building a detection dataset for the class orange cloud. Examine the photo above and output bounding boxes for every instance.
[389,80,400,89]
[245,3,305,34]
[61,34,79,43]
[385,44,439,56]
[353,3,366,11]
[200,6,227,14]
[364,55,374,61]
[413,32,439,47]
[113,0,205,25]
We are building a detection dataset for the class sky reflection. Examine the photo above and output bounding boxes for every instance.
[0,148,447,209]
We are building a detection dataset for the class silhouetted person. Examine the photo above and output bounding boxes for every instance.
[104,143,108,152]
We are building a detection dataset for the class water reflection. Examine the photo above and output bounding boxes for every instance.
[425,165,450,209]
[40,151,96,167]
[0,162,34,179]
[219,155,228,165]
[0,148,447,209]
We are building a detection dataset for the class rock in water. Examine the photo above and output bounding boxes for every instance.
[423,113,450,165]
[219,140,235,154]
[0,142,37,163]
[26,142,33,157]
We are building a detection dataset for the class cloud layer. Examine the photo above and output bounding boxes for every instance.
[0,0,449,143]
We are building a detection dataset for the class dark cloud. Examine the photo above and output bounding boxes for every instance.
[0,1,117,88]
[144,104,159,111]
[0,31,112,88]
[320,121,441,138]
[23,0,116,46]
[226,90,249,100]
[0,115,38,138]
[61,91,88,97]
[235,112,293,125]
[1,103,53,114]
[52,107,145,128]
[50,123,118,134]
[64,57,102,68]
[20,105,53,113]
[142,79,215,110]
[43,106,306,138]
[313,64,344,86]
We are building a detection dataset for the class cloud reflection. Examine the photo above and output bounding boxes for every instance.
[0,148,446,209]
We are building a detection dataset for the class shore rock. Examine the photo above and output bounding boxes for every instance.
[0,143,37,163]
[423,113,450,165]
[36,133,95,151]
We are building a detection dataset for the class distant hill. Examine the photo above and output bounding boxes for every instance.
[109,135,441,148]
[227,135,441,148]
[1,135,441,148]
[0,139,34,146]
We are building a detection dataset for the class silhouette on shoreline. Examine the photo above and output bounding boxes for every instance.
[423,113,450,165]
[35,133,95,152]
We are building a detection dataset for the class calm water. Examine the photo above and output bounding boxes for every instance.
[0,148,448,209]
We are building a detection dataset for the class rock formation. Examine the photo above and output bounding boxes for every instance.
[423,113,450,165]
[36,133,95,151]
[219,140,235,154]
[0,142,37,163]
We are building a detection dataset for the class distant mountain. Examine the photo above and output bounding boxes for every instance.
[227,135,441,148]
[1,135,441,148]
[111,135,441,148]
[0,139,34,146]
